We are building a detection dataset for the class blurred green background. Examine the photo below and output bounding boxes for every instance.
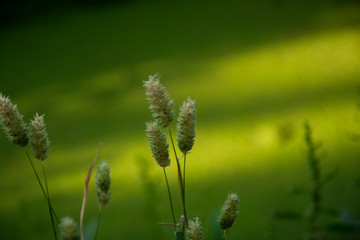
[1,0,360,239]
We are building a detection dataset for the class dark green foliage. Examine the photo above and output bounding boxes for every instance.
[326,222,357,233]
[176,232,185,240]
[273,123,346,240]
[273,210,303,221]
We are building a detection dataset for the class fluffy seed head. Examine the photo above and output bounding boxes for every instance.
[59,216,80,240]
[187,217,203,240]
[145,121,170,168]
[177,97,196,154]
[0,93,28,146]
[218,192,240,230]
[144,74,174,128]
[96,160,112,208]
[29,113,50,161]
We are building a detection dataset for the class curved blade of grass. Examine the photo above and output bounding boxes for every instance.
[80,143,102,240]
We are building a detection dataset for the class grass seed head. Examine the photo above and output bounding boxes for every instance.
[177,97,196,154]
[59,216,80,240]
[144,74,174,128]
[0,93,28,147]
[218,192,240,230]
[145,121,170,168]
[29,113,50,161]
[96,160,112,208]
[187,217,203,240]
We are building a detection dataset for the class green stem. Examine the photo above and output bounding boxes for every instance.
[167,128,188,228]
[168,128,179,163]
[183,155,186,190]
[94,207,103,240]
[223,230,228,240]
[163,168,177,231]
[42,163,58,240]
[304,123,322,240]
[183,153,187,221]
[24,148,59,223]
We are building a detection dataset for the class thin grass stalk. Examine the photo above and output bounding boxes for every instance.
[223,230,228,240]
[94,207,103,240]
[304,123,322,239]
[23,148,59,223]
[163,167,177,231]
[80,143,102,240]
[183,153,187,224]
[42,163,57,240]
[168,128,188,227]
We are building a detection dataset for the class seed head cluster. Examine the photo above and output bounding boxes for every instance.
[0,93,28,146]
[218,192,240,230]
[145,121,170,168]
[187,217,203,240]
[29,113,50,161]
[59,216,80,240]
[96,160,112,208]
[144,74,174,128]
[177,97,196,154]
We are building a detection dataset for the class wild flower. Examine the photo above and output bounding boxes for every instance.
[29,113,50,161]
[0,93,28,146]
[186,217,203,240]
[218,192,240,230]
[59,216,80,240]
[177,97,196,154]
[95,160,112,209]
[145,121,170,168]
[144,74,174,128]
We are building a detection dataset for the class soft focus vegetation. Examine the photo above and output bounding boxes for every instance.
[0,0,360,239]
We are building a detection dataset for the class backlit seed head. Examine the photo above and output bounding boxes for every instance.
[218,192,240,230]
[187,217,203,240]
[177,97,196,154]
[145,121,170,168]
[96,160,111,208]
[0,93,28,146]
[29,113,50,161]
[144,74,174,128]
[59,216,80,240]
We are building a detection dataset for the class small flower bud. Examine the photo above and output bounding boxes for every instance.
[29,113,50,161]
[186,217,203,240]
[177,97,196,154]
[145,121,170,168]
[96,160,111,208]
[0,93,28,146]
[59,216,80,240]
[144,74,175,128]
[218,192,240,230]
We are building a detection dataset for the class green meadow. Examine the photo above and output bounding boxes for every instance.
[0,0,360,239]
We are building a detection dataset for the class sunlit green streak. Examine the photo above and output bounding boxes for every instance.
[1,99,357,200]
